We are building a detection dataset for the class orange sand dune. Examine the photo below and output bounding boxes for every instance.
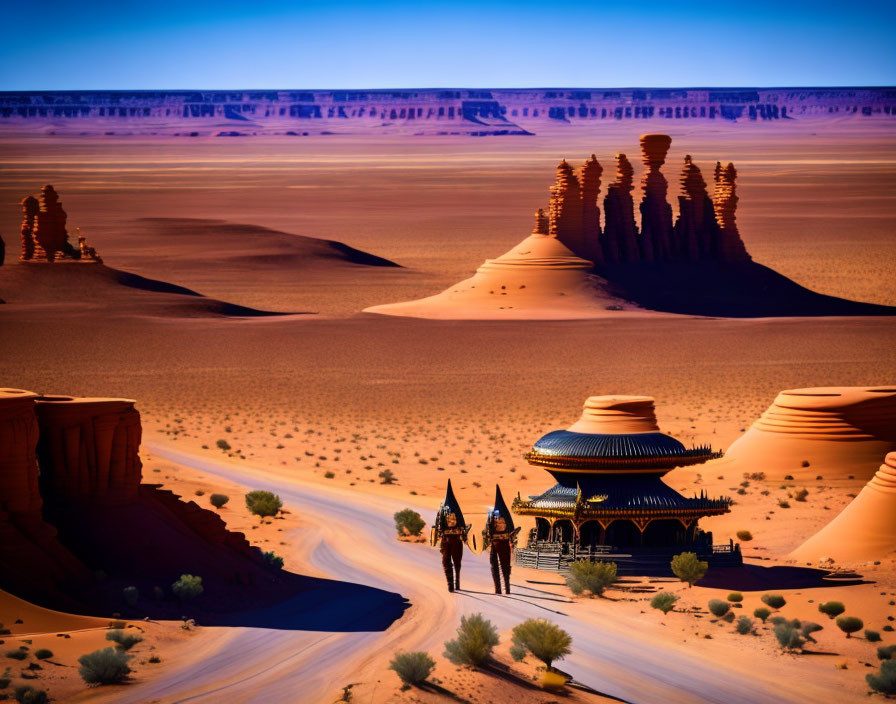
[0,589,107,635]
[722,386,896,481]
[365,233,657,319]
[790,453,896,564]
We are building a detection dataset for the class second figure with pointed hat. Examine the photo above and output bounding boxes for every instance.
[482,484,520,594]
[431,479,473,592]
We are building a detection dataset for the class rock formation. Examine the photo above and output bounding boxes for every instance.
[790,453,896,564]
[673,155,717,260]
[602,153,640,263]
[568,395,661,435]
[578,155,604,265]
[712,163,751,262]
[34,397,143,505]
[0,390,91,604]
[637,134,673,261]
[20,195,40,261]
[19,186,101,263]
[532,208,549,235]
[548,160,584,256]
[723,387,896,480]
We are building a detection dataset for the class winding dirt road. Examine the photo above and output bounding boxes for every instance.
[118,445,838,704]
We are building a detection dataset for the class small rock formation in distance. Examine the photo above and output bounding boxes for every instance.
[19,185,102,263]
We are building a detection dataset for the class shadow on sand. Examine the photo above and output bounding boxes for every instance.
[194,573,410,631]
[698,564,868,591]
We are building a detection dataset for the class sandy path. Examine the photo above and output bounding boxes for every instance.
[116,444,842,704]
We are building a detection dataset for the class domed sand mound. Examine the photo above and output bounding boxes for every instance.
[364,233,657,320]
[722,387,896,481]
[790,453,896,563]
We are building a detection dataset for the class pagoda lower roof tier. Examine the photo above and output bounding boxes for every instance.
[526,430,720,472]
[512,476,731,521]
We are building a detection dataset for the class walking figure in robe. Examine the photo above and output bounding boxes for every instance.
[482,484,520,594]
[431,479,472,593]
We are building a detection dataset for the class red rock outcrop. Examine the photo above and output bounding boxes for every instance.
[673,155,719,260]
[532,208,549,235]
[637,134,673,262]
[602,153,640,263]
[723,387,896,480]
[578,154,604,265]
[35,396,143,505]
[20,196,40,261]
[712,163,751,262]
[548,160,584,256]
[0,390,91,604]
[19,186,101,263]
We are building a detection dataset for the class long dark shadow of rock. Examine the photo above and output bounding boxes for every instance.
[698,564,869,591]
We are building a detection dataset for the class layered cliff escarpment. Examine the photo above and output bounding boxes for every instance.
[0,390,293,615]
[1,88,893,136]
[366,134,896,319]
[790,453,896,564]
[723,387,896,481]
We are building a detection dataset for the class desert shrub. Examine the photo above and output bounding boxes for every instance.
[511,619,572,671]
[444,613,499,666]
[245,490,282,518]
[818,601,845,619]
[877,645,896,661]
[761,593,786,610]
[13,686,47,704]
[379,469,397,485]
[263,551,284,569]
[735,531,753,541]
[773,619,805,651]
[108,620,126,630]
[727,592,743,603]
[753,607,771,623]
[565,560,617,597]
[836,616,863,637]
[867,630,882,642]
[736,616,753,635]
[209,494,229,509]
[801,621,823,643]
[149,655,161,663]
[770,616,787,626]
[722,612,735,623]
[509,643,527,661]
[216,439,231,451]
[650,592,679,614]
[388,651,435,685]
[5,650,26,661]
[670,552,708,587]
[792,488,808,502]
[171,574,203,601]
[868,660,896,695]
[324,471,335,479]
[33,650,52,661]
[708,599,730,618]
[105,630,142,651]
[393,509,426,537]
[122,586,139,606]
[78,647,132,685]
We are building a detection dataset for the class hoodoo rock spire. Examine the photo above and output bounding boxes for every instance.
[602,153,640,264]
[579,154,604,265]
[637,134,673,262]
[548,159,584,256]
[712,162,751,262]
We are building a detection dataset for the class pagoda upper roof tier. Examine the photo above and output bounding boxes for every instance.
[526,396,721,474]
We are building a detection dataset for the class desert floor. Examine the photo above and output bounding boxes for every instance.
[1,119,895,702]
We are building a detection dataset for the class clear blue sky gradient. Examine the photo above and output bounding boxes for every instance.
[1,0,894,90]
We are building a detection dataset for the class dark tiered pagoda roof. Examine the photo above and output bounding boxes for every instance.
[526,430,720,472]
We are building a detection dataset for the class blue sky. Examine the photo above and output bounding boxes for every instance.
[1,0,893,89]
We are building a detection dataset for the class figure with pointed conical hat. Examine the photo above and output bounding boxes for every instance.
[482,484,521,594]
[431,479,472,592]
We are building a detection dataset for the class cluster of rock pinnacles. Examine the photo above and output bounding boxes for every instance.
[535,134,750,266]
[18,185,101,263]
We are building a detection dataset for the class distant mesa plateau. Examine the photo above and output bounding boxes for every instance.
[0,188,399,316]
[0,388,407,629]
[0,88,893,136]
[365,134,896,319]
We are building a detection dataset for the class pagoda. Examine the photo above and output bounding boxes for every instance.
[513,395,741,575]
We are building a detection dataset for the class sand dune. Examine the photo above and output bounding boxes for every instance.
[0,261,293,317]
[365,233,656,319]
[722,386,896,481]
[790,453,896,564]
